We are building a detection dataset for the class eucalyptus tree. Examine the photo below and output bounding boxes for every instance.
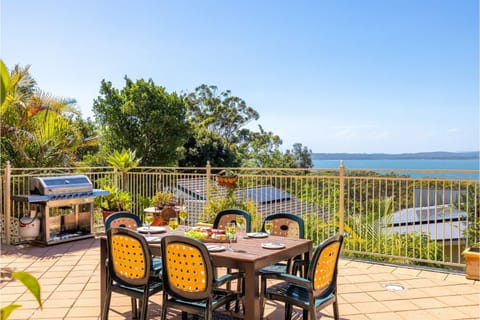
[183,84,259,145]
[238,125,295,168]
[93,77,190,166]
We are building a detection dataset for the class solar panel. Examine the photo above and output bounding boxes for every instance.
[246,186,291,204]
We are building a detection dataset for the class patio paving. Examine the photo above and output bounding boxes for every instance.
[1,237,479,320]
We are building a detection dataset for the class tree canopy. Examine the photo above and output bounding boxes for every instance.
[1,60,313,169]
[93,77,190,166]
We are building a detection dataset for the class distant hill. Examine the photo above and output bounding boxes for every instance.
[312,151,479,160]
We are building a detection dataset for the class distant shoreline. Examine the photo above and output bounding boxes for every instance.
[312,151,479,160]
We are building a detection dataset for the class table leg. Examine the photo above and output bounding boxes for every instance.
[242,264,259,320]
[100,238,106,317]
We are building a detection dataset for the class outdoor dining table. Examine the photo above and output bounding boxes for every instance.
[99,230,312,320]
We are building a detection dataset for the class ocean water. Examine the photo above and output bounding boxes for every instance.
[312,159,480,179]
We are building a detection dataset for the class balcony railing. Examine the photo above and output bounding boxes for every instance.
[2,161,478,270]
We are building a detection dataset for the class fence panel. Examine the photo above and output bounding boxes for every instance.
[3,164,478,270]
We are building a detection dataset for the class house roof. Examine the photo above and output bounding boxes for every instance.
[386,204,467,241]
[175,177,320,222]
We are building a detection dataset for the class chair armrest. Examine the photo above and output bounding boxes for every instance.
[292,258,307,274]
[261,272,312,289]
[214,272,244,287]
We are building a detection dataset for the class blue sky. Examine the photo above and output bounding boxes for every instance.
[2,0,478,153]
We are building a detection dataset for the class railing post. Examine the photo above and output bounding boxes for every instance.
[339,160,345,236]
[5,161,11,244]
[206,161,211,203]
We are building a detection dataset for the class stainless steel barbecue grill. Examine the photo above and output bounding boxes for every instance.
[13,175,108,245]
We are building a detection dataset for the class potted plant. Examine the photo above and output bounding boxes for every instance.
[458,187,480,280]
[216,169,237,189]
[152,191,177,209]
[149,192,177,226]
[98,186,133,222]
[463,244,480,280]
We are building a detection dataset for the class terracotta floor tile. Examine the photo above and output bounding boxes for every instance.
[42,298,75,308]
[458,305,480,318]
[411,297,448,309]
[391,267,422,277]
[342,292,375,303]
[5,308,36,320]
[381,299,420,311]
[436,294,479,307]
[424,307,471,320]
[420,285,461,297]
[337,302,361,315]
[66,306,102,317]
[31,307,69,318]
[351,301,390,313]
[395,309,439,320]
[366,311,404,320]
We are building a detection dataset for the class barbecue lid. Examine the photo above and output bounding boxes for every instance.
[30,175,93,195]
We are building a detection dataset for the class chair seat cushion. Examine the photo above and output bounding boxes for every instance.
[152,257,162,275]
[113,277,163,295]
[259,262,288,274]
[166,288,238,310]
[266,283,335,309]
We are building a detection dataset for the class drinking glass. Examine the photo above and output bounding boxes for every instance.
[264,220,273,236]
[143,212,153,237]
[235,216,245,236]
[225,222,237,251]
[169,217,179,231]
[178,206,188,229]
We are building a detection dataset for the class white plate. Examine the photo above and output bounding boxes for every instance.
[145,236,163,243]
[137,226,167,234]
[246,232,269,238]
[206,245,226,252]
[261,242,285,249]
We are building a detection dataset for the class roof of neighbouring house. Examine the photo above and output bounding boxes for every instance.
[175,177,320,219]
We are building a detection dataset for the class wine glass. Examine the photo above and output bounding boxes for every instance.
[143,212,153,237]
[225,222,237,251]
[169,217,179,231]
[264,220,273,236]
[178,205,188,229]
[235,216,245,237]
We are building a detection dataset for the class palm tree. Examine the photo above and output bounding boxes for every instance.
[1,61,95,167]
[106,149,141,191]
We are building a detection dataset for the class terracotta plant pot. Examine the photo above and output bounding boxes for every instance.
[216,175,237,188]
[463,247,480,280]
[152,206,178,226]
[102,210,116,223]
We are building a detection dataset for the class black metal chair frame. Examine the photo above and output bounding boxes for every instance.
[260,234,344,320]
[103,227,163,320]
[260,213,306,275]
[213,208,252,312]
[213,208,252,232]
[104,211,142,230]
[160,235,243,320]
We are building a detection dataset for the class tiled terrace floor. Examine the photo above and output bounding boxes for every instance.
[1,237,479,320]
